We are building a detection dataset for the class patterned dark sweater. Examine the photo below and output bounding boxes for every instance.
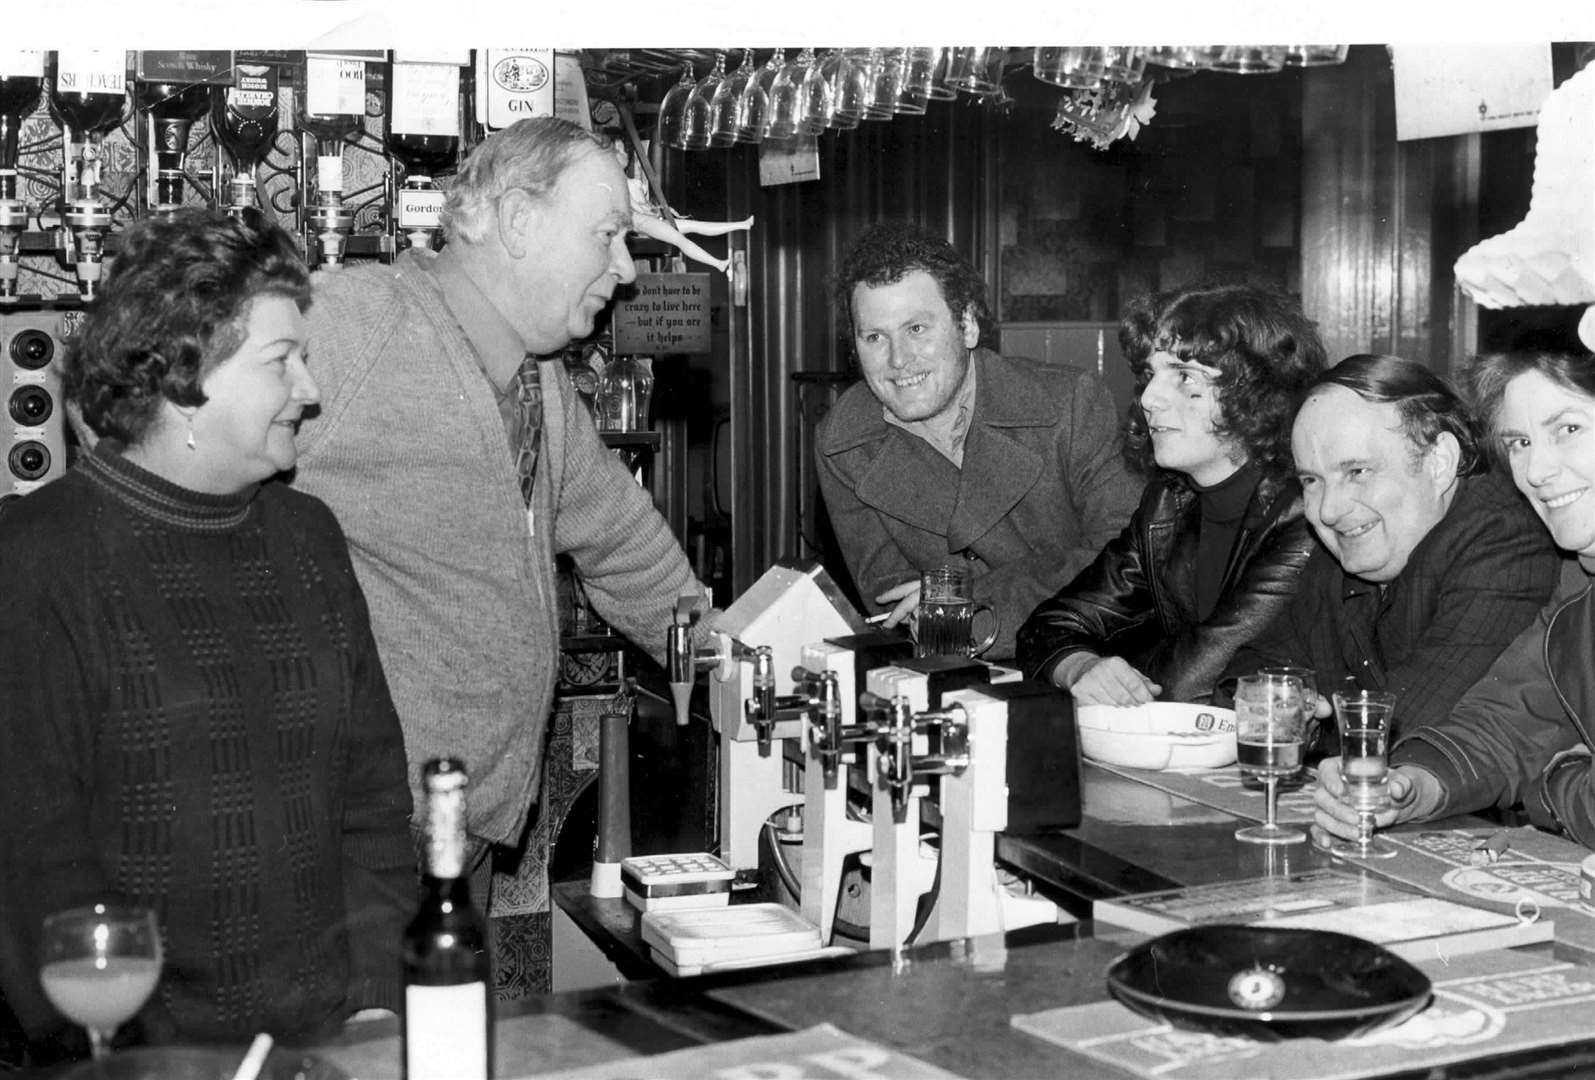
[0,445,416,1054]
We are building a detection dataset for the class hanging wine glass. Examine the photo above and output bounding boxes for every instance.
[830,48,876,129]
[922,47,958,101]
[861,48,903,120]
[736,47,783,144]
[1283,45,1350,67]
[682,51,726,150]
[709,49,756,149]
[896,47,938,114]
[821,49,864,131]
[1207,46,1289,74]
[657,65,696,152]
[1144,46,1213,69]
[765,48,810,142]
[1101,46,1148,85]
[799,48,836,134]
[1033,47,1106,90]
[946,47,1002,95]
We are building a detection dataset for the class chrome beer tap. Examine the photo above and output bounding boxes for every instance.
[742,647,818,758]
[665,602,740,727]
[791,665,879,789]
[861,693,970,824]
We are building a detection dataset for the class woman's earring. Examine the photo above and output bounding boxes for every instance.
[186,418,196,451]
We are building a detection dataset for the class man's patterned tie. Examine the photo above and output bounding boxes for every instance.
[510,354,542,506]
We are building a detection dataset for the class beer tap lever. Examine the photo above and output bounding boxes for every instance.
[665,595,735,727]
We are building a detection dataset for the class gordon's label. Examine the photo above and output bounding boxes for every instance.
[399,188,445,229]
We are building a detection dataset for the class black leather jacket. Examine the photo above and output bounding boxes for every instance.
[1016,470,1315,702]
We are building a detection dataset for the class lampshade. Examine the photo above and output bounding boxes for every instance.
[1453,63,1595,350]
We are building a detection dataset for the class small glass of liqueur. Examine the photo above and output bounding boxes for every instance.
[1329,689,1400,859]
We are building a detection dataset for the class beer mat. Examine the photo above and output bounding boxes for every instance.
[1011,949,1595,1080]
[522,1023,968,1079]
[1352,825,1595,961]
[1088,760,1319,825]
[318,1013,634,1080]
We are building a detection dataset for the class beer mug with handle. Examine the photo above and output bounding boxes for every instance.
[914,563,998,658]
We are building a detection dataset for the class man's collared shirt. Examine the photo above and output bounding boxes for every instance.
[882,355,978,468]
[426,247,527,453]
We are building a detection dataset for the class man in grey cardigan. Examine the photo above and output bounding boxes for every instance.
[292,118,712,892]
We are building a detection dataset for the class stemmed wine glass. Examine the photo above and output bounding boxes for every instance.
[1233,672,1308,845]
[765,47,813,141]
[1327,689,1401,859]
[822,49,868,131]
[896,47,938,115]
[736,47,784,144]
[708,50,756,148]
[681,52,726,150]
[946,47,1004,96]
[40,904,163,1060]
[1100,47,1148,86]
[657,65,697,152]
[797,49,836,134]
[924,48,959,101]
[1033,47,1107,90]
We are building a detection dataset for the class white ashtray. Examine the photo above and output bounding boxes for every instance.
[1076,701,1238,770]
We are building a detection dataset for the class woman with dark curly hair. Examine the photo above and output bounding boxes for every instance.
[1016,280,1327,704]
[0,209,415,1062]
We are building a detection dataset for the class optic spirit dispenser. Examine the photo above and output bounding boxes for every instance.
[0,52,44,300]
[298,53,363,267]
[386,53,465,254]
[211,62,279,219]
[48,50,127,297]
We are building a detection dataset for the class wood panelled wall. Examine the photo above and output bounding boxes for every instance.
[1300,45,1481,377]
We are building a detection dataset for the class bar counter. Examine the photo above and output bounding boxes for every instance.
[303,756,1595,1080]
[312,919,1595,1080]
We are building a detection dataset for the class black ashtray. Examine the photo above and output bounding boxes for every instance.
[1105,924,1433,1041]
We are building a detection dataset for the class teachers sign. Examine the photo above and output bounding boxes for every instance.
[613,274,712,355]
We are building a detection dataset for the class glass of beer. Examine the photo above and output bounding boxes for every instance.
[1233,671,1308,845]
[1328,689,1400,859]
[914,564,997,659]
[1259,665,1318,778]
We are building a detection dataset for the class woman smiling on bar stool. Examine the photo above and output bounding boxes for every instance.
[1017,281,1327,706]
[0,209,415,1064]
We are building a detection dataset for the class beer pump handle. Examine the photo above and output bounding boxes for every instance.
[666,595,715,727]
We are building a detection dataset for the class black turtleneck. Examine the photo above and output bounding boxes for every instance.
[1194,461,1261,621]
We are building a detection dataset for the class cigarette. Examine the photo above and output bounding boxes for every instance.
[231,1034,274,1080]
[865,612,891,624]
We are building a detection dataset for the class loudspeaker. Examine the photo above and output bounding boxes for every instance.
[1,310,70,510]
